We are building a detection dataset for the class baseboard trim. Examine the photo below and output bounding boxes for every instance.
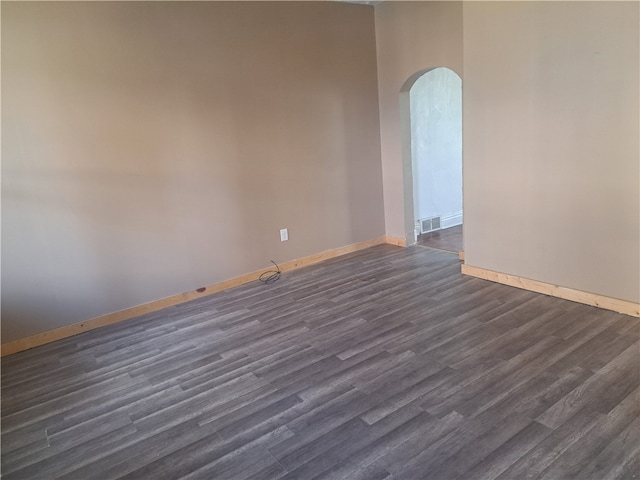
[2,236,396,357]
[384,236,407,247]
[461,264,640,318]
[458,251,465,261]
[441,211,463,230]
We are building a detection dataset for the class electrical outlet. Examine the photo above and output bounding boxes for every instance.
[280,228,288,242]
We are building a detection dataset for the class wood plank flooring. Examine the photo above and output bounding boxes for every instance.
[2,245,639,480]
[417,225,463,253]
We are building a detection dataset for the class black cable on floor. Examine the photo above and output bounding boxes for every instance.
[259,260,281,284]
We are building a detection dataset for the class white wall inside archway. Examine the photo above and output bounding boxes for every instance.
[410,67,462,233]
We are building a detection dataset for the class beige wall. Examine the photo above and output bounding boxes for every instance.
[1,2,384,342]
[375,1,638,303]
[4,1,638,344]
[463,2,639,302]
[374,1,463,240]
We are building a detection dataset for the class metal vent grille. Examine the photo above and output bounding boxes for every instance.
[420,216,442,234]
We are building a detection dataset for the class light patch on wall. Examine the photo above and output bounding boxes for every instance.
[410,67,462,226]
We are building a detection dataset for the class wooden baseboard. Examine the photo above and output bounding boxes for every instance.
[384,236,407,247]
[461,264,640,318]
[2,236,395,357]
[458,251,465,261]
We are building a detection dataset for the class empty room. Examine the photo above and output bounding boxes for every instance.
[2,1,639,479]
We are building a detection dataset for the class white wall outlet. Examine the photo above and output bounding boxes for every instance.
[280,228,288,242]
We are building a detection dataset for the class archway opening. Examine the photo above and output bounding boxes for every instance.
[399,67,462,253]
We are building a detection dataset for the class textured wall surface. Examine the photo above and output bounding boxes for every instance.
[410,68,462,224]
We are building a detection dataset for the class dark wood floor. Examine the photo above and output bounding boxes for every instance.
[2,245,639,480]
[417,225,463,253]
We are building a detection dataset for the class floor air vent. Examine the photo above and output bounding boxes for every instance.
[420,216,442,234]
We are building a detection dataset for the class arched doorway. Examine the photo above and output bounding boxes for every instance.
[399,67,462,253]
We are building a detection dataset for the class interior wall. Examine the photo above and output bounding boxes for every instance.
[411,68,462,227]
[1,2,384,343]
[374,1,463,241]
[463,2,639,303]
